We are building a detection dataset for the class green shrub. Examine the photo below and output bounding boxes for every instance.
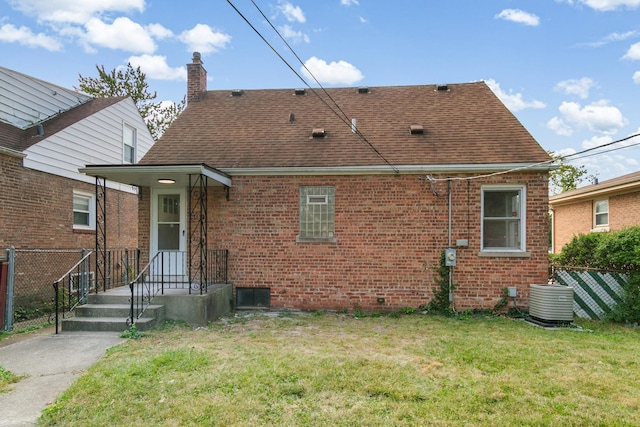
[553,226,640,323]
[594,227,640,271]
[608,272,640,323]
[553,231,607,268]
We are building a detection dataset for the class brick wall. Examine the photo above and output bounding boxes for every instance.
[552,200,592,253]
[0,154,138,250]
[139,171,549,312]
[610,191,640,230]
[552,190,640,253]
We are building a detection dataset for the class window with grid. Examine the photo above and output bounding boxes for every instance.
[123,123,136,164]
[73,190,95,230]
[481,186,526,251]
[594,199,609,228]
[299,186,334,239]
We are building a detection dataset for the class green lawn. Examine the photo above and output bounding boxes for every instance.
[39,313,640,426]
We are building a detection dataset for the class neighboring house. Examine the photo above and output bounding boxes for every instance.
[81,53,553,312]
[0,66,154,250]
[550,171,640,253]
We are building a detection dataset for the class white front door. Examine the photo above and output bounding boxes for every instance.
[151,189,186,277]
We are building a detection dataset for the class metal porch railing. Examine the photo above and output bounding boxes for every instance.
[128,249,228,326]
[52,248,139,333]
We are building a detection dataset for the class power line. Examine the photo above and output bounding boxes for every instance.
[425,132,640,182]
[226,0,399,173]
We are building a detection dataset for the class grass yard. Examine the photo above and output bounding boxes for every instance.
[39,313,640,426]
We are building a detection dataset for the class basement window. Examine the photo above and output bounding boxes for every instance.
[236,288,270,308]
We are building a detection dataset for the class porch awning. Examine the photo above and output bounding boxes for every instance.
[79,163,232,188]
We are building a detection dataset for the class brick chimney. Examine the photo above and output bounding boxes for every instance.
[187,52,207,103]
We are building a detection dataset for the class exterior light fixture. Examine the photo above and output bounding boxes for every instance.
[158,178,176,184]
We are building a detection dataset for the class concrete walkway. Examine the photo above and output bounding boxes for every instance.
[0,327,125,426]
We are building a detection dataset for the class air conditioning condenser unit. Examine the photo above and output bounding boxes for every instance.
[529,283,574,324]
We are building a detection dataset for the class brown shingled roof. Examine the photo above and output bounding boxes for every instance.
[140,82,549,169]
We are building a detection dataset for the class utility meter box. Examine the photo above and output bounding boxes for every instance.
[445,248,457,266]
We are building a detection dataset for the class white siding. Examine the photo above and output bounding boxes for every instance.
[0,66,91,129]
[23,98,154,192]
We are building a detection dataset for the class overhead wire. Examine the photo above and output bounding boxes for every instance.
[226,0,399,173]
[426,132,640,182]
[228,0,638,182]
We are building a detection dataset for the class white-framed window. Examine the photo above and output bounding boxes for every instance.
[73,190,95,230]
[123,123,136,164]
[481,185,526,251]
[299,186,335,240]
[594,199,609,229]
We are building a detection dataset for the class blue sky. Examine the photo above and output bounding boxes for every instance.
[1,0,640,183]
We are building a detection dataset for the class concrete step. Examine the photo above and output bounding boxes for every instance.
[61,316,156,332]
[87,293,131,305]
[75,304,165,319]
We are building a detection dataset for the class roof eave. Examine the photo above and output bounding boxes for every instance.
[79,163,232,188]
[0,146,26,158]
[220,163,554,176]
[550,181,640,205]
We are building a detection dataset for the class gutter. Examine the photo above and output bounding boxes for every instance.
[221,162,555,176]
[0,146,26,159]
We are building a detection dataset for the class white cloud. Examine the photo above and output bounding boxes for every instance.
[7,0,145,24]
[633,71,640,84]
[581,134,613,149]
[579,30,639,48]
[146,23,173,40]
[279,24,309,43]
[623,42,640,60]
[548,117,575,136]
[302,56,364,85]
[179,24,231,55]
[127,54,186,81]
[485,79,546,112]
[554,77,595,99]
[340,0,360,5]
[0,23,63,51]
[279,1,306,23]
[547,100,627,136]
[82,16,156,53]
[562,0,640,11]
[495,9,540,26]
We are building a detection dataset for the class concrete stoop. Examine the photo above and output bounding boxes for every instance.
[61,283,233,332]
[62,294,166,332]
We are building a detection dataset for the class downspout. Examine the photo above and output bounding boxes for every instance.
[448,179,455,311]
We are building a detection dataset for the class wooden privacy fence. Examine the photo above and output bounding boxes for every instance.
[553,269,627,320]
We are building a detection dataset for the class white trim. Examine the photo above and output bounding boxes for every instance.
[481,184,527,253]
[151,188,187,276]
[79,164,232,188]
[72,189,96,230]
[122,122,137,164]
[0,146,26,158]
[593,199,609,229]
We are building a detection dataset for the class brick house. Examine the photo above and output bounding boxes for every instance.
[0,66,154,251]
[550,171,640,253]
[81,53,553,312]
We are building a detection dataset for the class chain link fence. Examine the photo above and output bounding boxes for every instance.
[2,248,138,331]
